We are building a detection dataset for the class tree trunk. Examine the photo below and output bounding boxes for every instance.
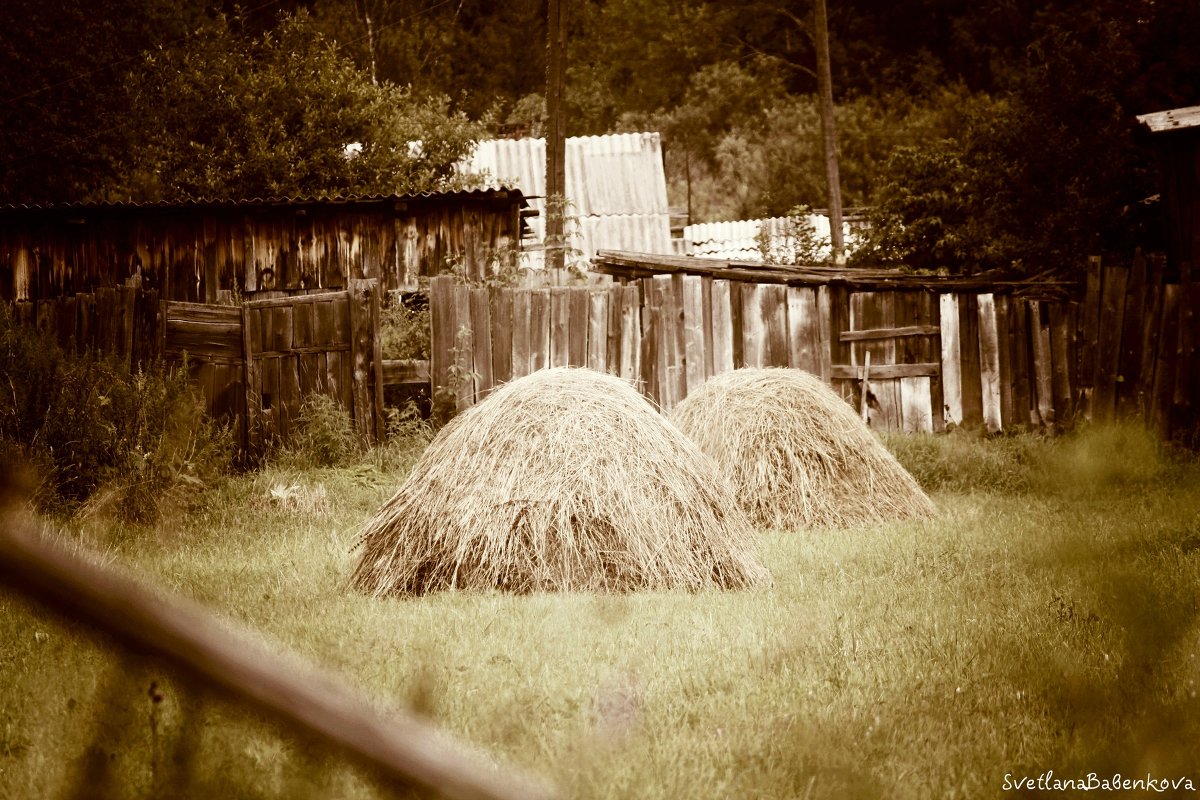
[812,0,844,263]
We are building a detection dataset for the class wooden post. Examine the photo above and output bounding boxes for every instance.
[812,0,844,262]
[544,0,568,273]
[348,278,380,443]
[939,294,963,428]
[859,350,871,423]
[977,293,1002,433]
[241,303,261,456]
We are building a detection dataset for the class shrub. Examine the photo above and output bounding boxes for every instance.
[0,306,231,522]
[378,297,430,361]
[278,392,363,469]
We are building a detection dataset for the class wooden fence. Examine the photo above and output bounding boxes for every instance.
[9,281,390,456]
[428,252,1200,439]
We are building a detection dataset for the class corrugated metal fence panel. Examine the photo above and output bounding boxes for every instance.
[468,133,673,264]
[683,215,859,262]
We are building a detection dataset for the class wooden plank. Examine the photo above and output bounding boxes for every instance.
[241,304,261,456]
[900,376,934,433]
[816,285,832,383]
[530,289,551,373]
[939,294,963,427]
[1013,300,1035,426]
[710,280,735,376]
[279,353,301,441]
[1030,301,1055,428]
[0,513,559,800]
[1048,302,1074,428]
[761,283,789,367]
[993,295,1015,428]
[1151,284,1181,433]
[261,355,280,446]
[1092,264,1128,422]
[977,293,1002,433]
[587,289,608,373]
[245,291,348,310]
[653,275,682,410]
[786,286,817,374]
[668,276,687,402]
[740,282,765,368]
[1136,280,1164,420]
[429,276,457,405]
[838,324,940,342]
[452,283,474,410]
[681,275,706,395]
[701,277,714,379]
[381,359,432,385]
[568,287,588,368]
[470,287,493,400]
[619,285,641,384]
[491,288,513,386]
[549,288,570,369]
[1116,251,1148,418]
[511,289,531,379]
[1079,254,1103,420]
[1173,262,1197,430]
[605,285,623,375]
[830,363,940,380]
[348,278,378,440]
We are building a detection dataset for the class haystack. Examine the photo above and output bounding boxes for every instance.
[352,368,768,595]
[670,368,935,530]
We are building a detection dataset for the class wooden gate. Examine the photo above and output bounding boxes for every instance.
[162,280,384,456]
[830,290,943,433]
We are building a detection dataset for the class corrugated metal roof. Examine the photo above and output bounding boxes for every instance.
[0,188,527,212]
[466,132,672,264]
[683,215,860,262]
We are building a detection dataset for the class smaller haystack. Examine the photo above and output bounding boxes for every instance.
[352,368,768,595]
[670,368,935,530]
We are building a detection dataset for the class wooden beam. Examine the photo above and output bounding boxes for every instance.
[381,359,431,386]
[838,324,939,342]
[0,499,558,800]
[830,362,939,380]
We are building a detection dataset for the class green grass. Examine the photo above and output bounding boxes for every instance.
[3,427,1200,799]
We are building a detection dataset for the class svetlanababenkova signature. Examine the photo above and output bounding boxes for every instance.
[1004,772,1196,792]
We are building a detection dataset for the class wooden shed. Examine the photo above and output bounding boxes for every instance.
[0,189,530,304]
[1138,105,1200,270]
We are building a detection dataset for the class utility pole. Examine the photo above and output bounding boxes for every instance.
[545,0,568,274]
[812,0,844,263]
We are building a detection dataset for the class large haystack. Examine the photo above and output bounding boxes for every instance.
[670,368,935,530]
[352,368,768,595]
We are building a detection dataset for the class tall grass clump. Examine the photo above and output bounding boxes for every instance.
[0,307,231,523]
[277,392,363,468]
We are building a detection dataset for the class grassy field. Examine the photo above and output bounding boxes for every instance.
[3,425,1200,799]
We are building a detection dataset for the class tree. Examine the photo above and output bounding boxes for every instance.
[124,12,484,201]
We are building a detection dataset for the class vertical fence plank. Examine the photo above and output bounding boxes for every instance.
[348,279,380,440]
[938,294,963,427]
[956,293,982,429]
[786,286,817,374]
[619,285,641,384]
[568,287,588,368]
[654,276,683,410]
[550,288,570,369]
[761,284,788,367]
[1136,263,1165,419]
[1048,302,1074,428]
[701,277,714,379]
[816,285,833,383]
[606,285,623,375]
[491,288,513,387]
[530,289,551,374]
[511,289,531,380]
[993,295,1015,428]
[1115,251,1147,418]
[1173,263,1197,433]
[451,282,474,411]
[740,283,765,369]
[429,276,456,401]
[710,280,735,376]
[681,276,706,395]
[900,377,933,433]
[1080,255,1103,420]
[1029,301,1055,428]
[241,304,261,456]
[470,287,493,401]
[977,293,1003,433]
[1093,264,1128,422]
[587,289,608,373]
[1151,284,1181,433]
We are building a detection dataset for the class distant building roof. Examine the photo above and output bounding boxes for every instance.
[1137,105,1200,134]
[683,215,862,262]
[466,132,672,266]
[0,188,527,213]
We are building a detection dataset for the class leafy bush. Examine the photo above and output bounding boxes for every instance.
[378,299,430,361]
[278,392,363,469]
[0,307,231,522]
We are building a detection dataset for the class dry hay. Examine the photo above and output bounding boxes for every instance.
[670,367,935,530]
[352,367,768,596]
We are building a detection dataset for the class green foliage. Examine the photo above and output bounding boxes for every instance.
[0,308,231,522]
[278,392,363,470]
[378,299,430,362]
[124,11,485,201]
